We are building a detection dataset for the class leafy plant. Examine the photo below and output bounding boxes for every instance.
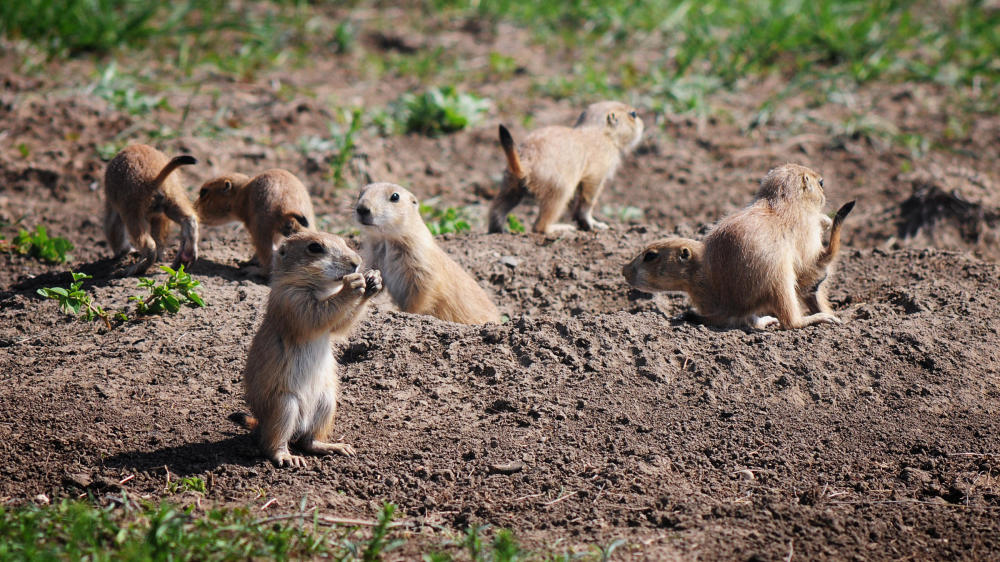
[327,108,363,192]
[393,86,489,136]
[130,265,205,315]
[12,225,73,264]
[166,476,206,495]
[91,63,169,115]
[36,272,112,329]
[506,214,526,233]
[420,201,471,235]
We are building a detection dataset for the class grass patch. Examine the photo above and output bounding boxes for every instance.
[392,86,490,136]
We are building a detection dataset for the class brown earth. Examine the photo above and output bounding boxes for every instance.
[1,9,1000,560]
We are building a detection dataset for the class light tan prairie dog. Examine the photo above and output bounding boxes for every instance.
[103,144,199,275]
[230,231,382,468]
[623,164,852,330]
[195,169,316,275]
[355,182,501,325]
[489,100,644,234]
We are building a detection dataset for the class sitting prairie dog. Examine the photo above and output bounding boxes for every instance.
[196,169,316,275]
[624,164,849,330]
[489,100,644,234]
[103,144,199,275]
[231,231,382,468]
[355,182,501,325]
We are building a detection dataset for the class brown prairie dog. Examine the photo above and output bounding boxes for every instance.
[489,100,644,235]
[103,144,199,275]
[355,182,501,325]
[196,169,316,275]
[623,164,849,330]
[232,231,382,468]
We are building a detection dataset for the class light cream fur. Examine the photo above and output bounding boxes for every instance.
[356,182,501,325]
[489,100,644,234]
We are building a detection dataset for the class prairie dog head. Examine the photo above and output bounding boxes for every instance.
[623,237,703,293]
[354,182,423,237]
[195,173,251,225]
[272,231,362,295]
[574,100,644,152]
[757,164,826,210]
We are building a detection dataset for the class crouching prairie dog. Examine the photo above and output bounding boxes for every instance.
[623,164,854,330]
[355,182,501,325]
[196,169,316,275]
[230,231,382,468]
[489,100,644,234]
[104,144,199,275]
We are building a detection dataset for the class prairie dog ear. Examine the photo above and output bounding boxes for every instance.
[606,112,618,127]
[679,247,692,261]
[223,180,233,192]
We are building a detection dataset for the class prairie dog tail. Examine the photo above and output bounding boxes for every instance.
[498,125,525,179]
[280,213,310,236]
[153,155,197,189]
[228,411,259,431]
[817,200,855,267]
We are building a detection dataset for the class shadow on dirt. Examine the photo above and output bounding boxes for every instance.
[103,434,263,476]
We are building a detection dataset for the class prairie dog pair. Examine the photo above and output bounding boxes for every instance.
[196,169,316,276]
[232,231,382,467]
[103,144,199,275]
[355,182,501,325]
[489,100,644,234]
[624,164,854,330]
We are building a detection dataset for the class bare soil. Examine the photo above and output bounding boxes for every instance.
[1,13,999,560]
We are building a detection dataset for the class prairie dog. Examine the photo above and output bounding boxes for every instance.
[489,100,644,234]
[797,200,855,315]
[623,164,845,330]
[355,182,501,325]
[233,231,382,468]
[196,169,316,275]
[103,144,199,275]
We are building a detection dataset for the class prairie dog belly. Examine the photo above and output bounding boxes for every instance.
[288,336,335,439]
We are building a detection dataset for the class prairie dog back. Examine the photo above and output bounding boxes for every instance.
[103,144,199,275]
[489,100,644,234]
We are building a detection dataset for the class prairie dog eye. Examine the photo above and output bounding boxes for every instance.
[629,110,637,119]
[199,188,207,197]
[643,250,659,262]
[390,192,400,202]
[819,178,824,188]
[307,242,325,254]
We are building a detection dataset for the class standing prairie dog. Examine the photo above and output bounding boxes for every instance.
[231,231,382,468]
[103,144,199,275]
[196,169,316,275]
[489,100,644,235]
[355,182,501,325]
[623,164,850,330]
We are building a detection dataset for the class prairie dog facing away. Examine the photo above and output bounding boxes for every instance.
[623,164,850,330]
[355,182,501,325]
[196,169,316,275]
[489,100,644,235]
[231,231,382,468]
[103,144,199,275]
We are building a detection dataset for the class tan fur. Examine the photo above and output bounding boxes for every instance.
[237,231,382,468]
[623,164,848,330]
[103,144,199,275]
[196,169,316,275]
[796,200,855,315]
[356,182,501,325]
[489,100,644,234]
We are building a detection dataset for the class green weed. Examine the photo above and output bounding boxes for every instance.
[420,200,472,235]
[91,63,169,115]
[11,225,73,264]
[166,476,206,495]
[130,265,205,315]
[393,86,490,137]
[16,143,29,158]
[36,272,112,329]
[506,214,526,234]
[327,109,364,193]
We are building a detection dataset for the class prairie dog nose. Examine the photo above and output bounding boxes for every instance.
[356,205,371,217]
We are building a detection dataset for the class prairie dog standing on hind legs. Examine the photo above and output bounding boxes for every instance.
[195,169,316,276]
[230,231,382,468]
[623,164,853,330]
[103,144,199,275]
[355,182,501,325]
[489,100,644,235]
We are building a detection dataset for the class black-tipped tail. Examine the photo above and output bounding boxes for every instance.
[228,411,258,431]
[834,200,856,223]
[172,155,198,167]
[499,124,515,152]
